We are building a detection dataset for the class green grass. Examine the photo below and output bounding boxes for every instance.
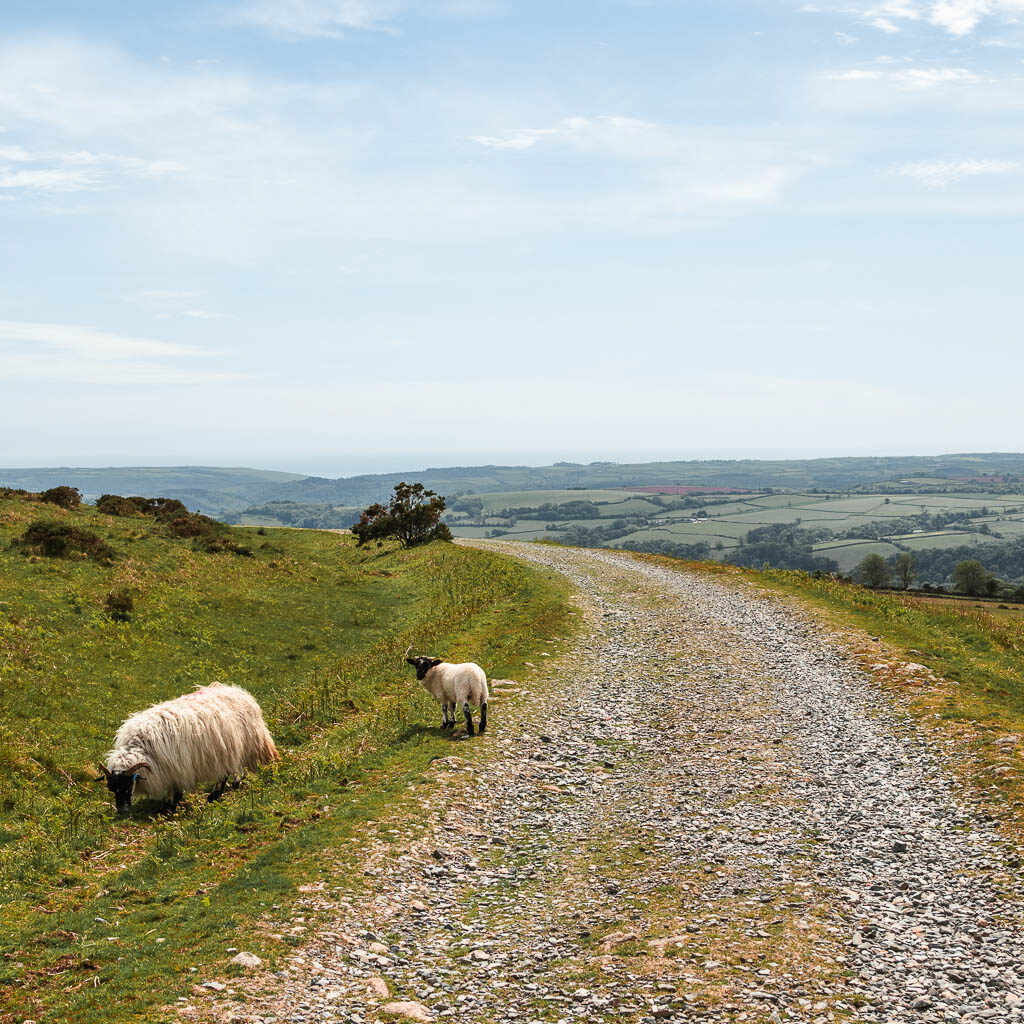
[474,488,647,511]
[0,495,575,1023]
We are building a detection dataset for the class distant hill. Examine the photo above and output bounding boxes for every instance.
[6,453,1024,521]
[0,466,304,518]
[262,452,1024,507]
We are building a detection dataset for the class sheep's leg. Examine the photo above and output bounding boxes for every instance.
[207,777,229,802]
[463,700,475,736]
[164,790,183,814]
[479,701,487,733]
[441,704,451,729]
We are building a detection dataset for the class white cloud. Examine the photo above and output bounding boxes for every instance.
[471,116,658,152]
[896,158,1020,185]
[181,309,227,319]
[236,0,500,37]
[822,1,1024,36]
[0,167,100,192]
[137,289,200,300]
[0,321,241,385]
[0,320,205,359]
[239,0,404,37]
[0,143,186,197]
[929,0,994,35]
[826,66,981,87]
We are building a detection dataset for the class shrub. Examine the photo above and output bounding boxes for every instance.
[166,513,220,539]
[40,486,82,509]
[96,494,142,517]
[104,586,135,622]
[19,521,117,561]
[198,537,253,556]
[141,497,189,520]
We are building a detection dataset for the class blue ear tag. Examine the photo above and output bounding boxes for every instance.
[132,773,139,782]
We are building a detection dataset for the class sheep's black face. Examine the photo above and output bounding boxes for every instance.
[105,772,137,814]
[407,656,443,681]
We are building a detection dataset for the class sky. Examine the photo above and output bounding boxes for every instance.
[1,0,1022,476]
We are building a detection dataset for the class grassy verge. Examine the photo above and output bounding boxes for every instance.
[0,496,575,1023]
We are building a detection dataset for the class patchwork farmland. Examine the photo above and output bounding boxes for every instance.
[445,487,1024,574]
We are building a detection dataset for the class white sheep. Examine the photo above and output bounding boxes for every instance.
[100,682,279,813]
[405,651,489,735]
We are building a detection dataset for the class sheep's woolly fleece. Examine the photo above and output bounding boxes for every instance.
[106,682,278,800]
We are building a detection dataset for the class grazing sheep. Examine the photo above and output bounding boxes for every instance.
[100,682,278,813]
[405,650,488,735]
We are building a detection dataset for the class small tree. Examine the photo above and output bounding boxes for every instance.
[893,552,917,590]
[952,559,991,596]
[856,552,891,589]
[352,482,453,549]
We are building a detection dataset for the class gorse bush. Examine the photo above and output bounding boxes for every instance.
[198,536,253,556]
[96,494,188,521]
[40,486,82,509]
[99,494,236,550]
[96,494,143,517]
[18,521,117,561]
[166,513,221,539]
[104,586,135,622]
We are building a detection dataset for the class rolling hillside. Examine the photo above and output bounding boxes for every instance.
[0,466,305,518]
[0,490,572,1024]
[7,454,1024,525]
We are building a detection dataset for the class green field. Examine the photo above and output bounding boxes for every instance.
[446,486,1024,582]
[0,494,573,1023]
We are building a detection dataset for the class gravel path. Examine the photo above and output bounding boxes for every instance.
[192,543,1024,1024]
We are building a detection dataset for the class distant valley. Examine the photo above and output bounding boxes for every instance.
[6,453,1024,588]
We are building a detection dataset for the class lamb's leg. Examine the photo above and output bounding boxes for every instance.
[479,701,487,733]
[463,700,475,736]
[441,703,450,729]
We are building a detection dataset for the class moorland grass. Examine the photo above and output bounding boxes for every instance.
[0,496,574,1023]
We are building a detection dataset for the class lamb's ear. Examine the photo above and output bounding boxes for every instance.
[430,658,443,667]
[405,658,416,666]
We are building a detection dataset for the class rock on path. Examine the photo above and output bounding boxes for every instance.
[188,543,1024,1024]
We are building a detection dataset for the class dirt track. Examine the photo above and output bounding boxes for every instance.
[186,542,1024,1024]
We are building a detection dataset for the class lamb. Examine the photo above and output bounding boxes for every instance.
[100,682,279,813]
[405,648,488,735]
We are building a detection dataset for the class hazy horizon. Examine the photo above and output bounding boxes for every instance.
[3,445,1024,482]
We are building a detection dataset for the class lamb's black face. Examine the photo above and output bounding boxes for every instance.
[105,772,137,814]
[406,656,442,681]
